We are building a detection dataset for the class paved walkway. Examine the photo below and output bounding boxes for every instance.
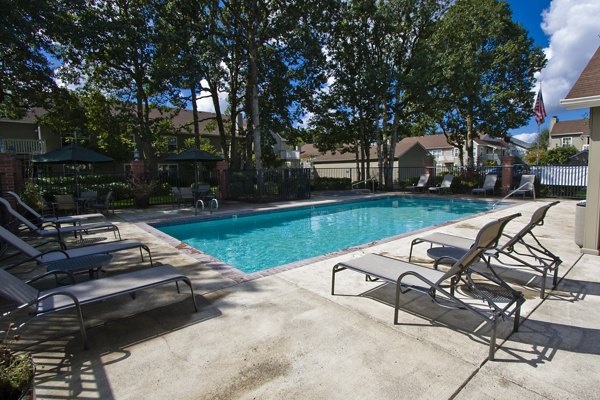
[3,196,598,399]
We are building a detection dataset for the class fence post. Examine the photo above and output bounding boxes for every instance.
[217,160,228,200]
[423,155,435,181]
[0,153,21,206]
[500,155,514,195]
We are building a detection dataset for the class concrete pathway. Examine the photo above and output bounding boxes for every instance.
[3,197,598,399]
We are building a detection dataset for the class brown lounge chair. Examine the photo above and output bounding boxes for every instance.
[332,213,524,361]
[409,201,561,298]
[0,262,197,348]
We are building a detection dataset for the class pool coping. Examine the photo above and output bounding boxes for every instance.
[138,194,519,284]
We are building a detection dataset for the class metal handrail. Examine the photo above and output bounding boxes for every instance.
[352,177,377,192]
[492,182,535,209]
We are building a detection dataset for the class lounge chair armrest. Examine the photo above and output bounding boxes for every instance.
[26,270,76,285]
[433,256,458,270]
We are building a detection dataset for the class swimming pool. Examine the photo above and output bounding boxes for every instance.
[156,196,497,274]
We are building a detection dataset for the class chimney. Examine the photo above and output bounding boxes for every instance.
[550,116,559,133]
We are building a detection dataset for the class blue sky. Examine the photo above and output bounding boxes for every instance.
[505,0,600,142]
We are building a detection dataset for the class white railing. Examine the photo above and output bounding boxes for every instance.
[279,149,300,160]
[0,138,47,154]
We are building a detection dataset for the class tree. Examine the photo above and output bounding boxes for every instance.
[524,127,549,164]
[427,0,546,167]
[539,146,578,165]
[0,0,67,117]
[58,0,178,168]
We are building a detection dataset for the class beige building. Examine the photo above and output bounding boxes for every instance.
[560,45,600,255]
[549,117,590,150]
[303,141,428,182]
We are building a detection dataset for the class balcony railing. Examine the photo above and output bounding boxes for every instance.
[279,149,300,160]
[0,138,47,155]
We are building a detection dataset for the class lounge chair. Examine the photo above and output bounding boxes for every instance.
[0,198,121,241]
[53,194,78,215]
[429,174,454,194]
[332,213,524,361]
[0,225,153,270]
[7,191,105,225]
[0,263,197,348]
[172,187,195,207]
[405,174,429,192]
[472,174,497,196]
[88,191,114,216]
[408,201,561,298]
[509,174,536,200]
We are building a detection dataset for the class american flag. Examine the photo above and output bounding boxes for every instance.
[533,90,547,125]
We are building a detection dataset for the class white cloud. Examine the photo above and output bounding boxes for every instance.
[195,79,229,113]
[512,132,538,143]
[537,0,600,115]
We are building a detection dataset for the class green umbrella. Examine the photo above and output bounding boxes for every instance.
[33,143,113,197]
[165,148,223,186]
[33,143,113,163]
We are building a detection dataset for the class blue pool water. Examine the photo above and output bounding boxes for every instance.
[156,197,494,273]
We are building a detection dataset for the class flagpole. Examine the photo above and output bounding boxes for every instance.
[536,122,540,165]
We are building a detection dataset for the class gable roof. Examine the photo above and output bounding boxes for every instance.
[561,46,600,109]
[402,134,453,150]
[550,119,590,137]
[308,140,427,163]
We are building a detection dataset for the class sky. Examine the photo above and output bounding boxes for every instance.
[196,0,600,142]
[506,0,600,142]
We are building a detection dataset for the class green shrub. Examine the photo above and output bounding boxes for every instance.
[312,177,351,190]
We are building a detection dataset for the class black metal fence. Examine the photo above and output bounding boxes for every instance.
[18,164,587,211]
[311,164,588,199]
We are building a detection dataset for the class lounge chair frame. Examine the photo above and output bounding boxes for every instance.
[7,191,105,225]
[409,202,562,298]
[429,174,454,194]
[0,225,153,272]
[472,174,497,196]
[332,213,524,361]
[406,174,429,192]
[0,264,197,348]
[0,197,120,241]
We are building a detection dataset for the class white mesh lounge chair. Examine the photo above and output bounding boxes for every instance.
[509,174,536,199]
[472,174,497,196]
[0,225,153,271]
[7,191,105,224]
[406,174,429,192]
[332,213,524,361]
[0,198,121,241]
[429,174,454,194]
[0,263,197,348]
[409,201,561,298]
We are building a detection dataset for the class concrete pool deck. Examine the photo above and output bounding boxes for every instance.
[3,195,598,399]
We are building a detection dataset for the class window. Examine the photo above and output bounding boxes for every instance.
[429,149,442,159]
[158,163,178,179]
[167,136,177,152]
[561,137,572,147]
[452,148,460,157]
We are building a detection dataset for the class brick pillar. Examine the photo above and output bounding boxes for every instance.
[0,153,18,206]
[131,159,145,180]
[216,160,228,200]
[500,155,515,195]
[423,155,435,183]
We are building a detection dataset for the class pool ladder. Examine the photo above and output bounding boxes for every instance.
[195,198,219,215]
[352,177,377,192]
[492,182,536,209]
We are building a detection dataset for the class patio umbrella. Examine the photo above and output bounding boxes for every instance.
[32,143,114,196]
[164,148,223,186]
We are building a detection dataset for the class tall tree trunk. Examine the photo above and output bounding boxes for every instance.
[207,76,228,163]
[466,113,474,167]
[248,0,263,192]
[190,85,200,149]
